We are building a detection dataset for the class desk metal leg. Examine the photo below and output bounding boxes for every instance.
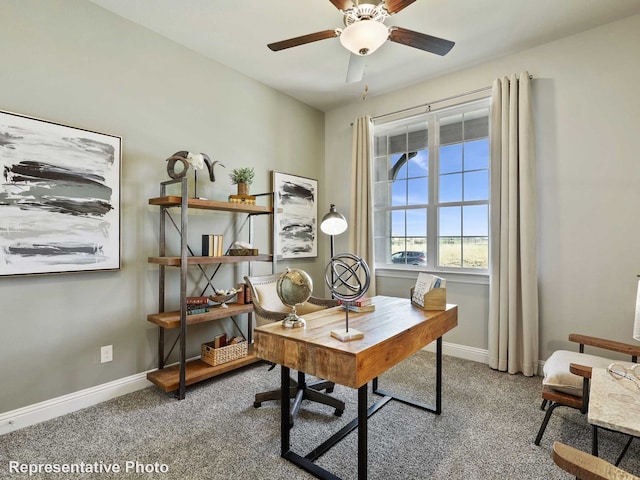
[592,425,599,457]
[373,336,443,414]
[358,384,368,479]
[280,337,445,480]
[281,365,291,456]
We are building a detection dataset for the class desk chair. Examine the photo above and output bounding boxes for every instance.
[245,274,345,424]
[535,334,640,447]
[553,441,640,480]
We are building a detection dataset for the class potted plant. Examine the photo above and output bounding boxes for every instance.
[229,167,255,196]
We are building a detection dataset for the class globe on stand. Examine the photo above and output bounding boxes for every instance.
[324,253,371,341]
[276,268,313,328]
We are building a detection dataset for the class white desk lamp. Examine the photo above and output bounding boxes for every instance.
[320,204,348,260]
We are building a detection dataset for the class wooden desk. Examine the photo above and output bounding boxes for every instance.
[254,296,458,480]
[588,365,640,463]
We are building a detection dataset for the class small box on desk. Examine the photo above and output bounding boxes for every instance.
[410,286,446,311]
[201,340,247,366]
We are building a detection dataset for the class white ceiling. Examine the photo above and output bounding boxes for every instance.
[89,0,640,112]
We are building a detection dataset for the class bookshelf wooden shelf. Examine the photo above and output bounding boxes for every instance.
[148,254,273,266]
[147,345,260,393]
[148,196,272,214]
[148,303,254,329]
[147,178,277,399]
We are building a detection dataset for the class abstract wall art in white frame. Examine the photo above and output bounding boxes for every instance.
[0,110,121,276]
[272,171,317,259]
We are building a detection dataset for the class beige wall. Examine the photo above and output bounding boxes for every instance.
[325,15,640,360]
[2,2,639,415]
[0,0,326,412]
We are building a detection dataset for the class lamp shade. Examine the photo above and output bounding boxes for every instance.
[339,20,388,56]
[320,204,348,236]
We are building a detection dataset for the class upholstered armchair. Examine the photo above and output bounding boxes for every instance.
[535,334,640,447]
[245,274,345,424]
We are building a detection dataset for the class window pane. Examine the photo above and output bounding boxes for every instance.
[406,209,426,236]
[462,237,488,268]
[440,144,462,174]
[440,113,463,145]
[374,156,389,183]
[463,205,488,236]
[373,210,389,237]
[463,170,488,201]
[463,205,488,268]
[391,179,406,206]
[439,206,461,236]
[407,128,428,151]
[373,181,390,208]
[374,136,387,156]
[439,237,461,267]
[391,210,405,237]
[464,138,489,171]
[439,173,462,203]
[407,149,428,178]
[391,153,407,180]
[407,177,428,205]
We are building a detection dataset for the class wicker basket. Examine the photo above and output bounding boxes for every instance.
[201,340,247,366]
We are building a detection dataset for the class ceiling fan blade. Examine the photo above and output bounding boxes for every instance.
[346,53,366,83]
[268,30,339,51]
[328,0,355,11]
[389,27,455,56]
[383,0,417,14]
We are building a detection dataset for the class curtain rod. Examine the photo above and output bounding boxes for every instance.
[370,73,534,123]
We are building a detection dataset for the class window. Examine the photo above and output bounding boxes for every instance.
[373,98,490,272]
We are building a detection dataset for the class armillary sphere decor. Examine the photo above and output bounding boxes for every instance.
[324,253,371,341]
[276,268,314,328]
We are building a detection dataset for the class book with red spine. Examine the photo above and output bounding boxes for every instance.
[338,297,372,307]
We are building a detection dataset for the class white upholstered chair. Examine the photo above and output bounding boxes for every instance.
[535,334,640,449]
[245,274,345,424]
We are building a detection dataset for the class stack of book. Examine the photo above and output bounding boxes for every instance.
[339,297,375,312]
[186,296,210,315]
[202,234,224,257]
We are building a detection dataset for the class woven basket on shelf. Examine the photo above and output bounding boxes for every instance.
[201,341,247,366]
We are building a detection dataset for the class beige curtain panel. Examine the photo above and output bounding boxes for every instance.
[349,115,376,296]
[488,72,539,376]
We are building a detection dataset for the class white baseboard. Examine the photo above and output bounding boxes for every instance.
[0,372,153,436]
[422,341,489,364]
[0,343,497,436]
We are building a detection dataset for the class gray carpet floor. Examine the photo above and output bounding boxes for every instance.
[1,351,639,479]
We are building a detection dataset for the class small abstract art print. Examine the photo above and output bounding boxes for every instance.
[0,110,121,276]
[272,171,317,259]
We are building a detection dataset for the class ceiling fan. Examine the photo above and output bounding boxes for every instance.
[267,0,455,84]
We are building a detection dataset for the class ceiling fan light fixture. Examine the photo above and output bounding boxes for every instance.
[339,20,388,56]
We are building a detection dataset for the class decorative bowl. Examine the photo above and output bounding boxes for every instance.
[208,293,237,305]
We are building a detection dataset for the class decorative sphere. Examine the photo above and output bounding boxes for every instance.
[276,268,313,307]
[325,253,370,302]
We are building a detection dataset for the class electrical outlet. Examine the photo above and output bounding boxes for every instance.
[101,345,113,363]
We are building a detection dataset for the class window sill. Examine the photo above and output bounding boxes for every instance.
[375,267,489,285]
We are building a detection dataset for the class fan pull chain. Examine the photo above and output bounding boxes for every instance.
[362,83,369,101]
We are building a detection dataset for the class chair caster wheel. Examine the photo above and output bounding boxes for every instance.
[334,409,343,417]
[254,402,261,408]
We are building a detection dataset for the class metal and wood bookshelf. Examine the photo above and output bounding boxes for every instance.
[147,178,277,399]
